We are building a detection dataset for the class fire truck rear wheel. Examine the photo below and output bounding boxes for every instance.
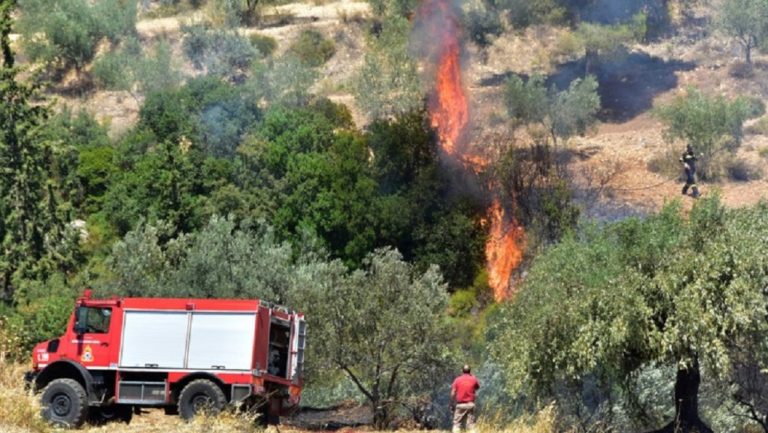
[40,378,89,428]
[178,379,227,420]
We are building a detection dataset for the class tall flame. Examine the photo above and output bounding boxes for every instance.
[418,0,523,301]
[431,36,468,156]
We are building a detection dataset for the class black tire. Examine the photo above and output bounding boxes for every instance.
[40,378,89,428]
[178,379,227,420]
[88,404,133,425]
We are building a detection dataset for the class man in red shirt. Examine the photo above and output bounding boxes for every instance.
[451,364,479,433]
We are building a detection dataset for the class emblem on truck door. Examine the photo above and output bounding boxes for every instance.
[81,345,94,363]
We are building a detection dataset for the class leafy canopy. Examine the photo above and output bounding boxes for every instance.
[718,0,768,63]
[489,196,768,400]
[504,74,601,145]
[654,87,755,179]
[17,0,137,72]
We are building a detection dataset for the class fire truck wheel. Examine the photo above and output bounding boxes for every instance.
[89,404,133,425]
[178,379,227,420]
[40,378,89,428]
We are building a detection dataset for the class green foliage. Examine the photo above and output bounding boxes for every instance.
[366,0,417,17]
[654,87,754,180]
[103,140,217,235]
[45,109,112,213]
[489,197,768,427]
[182,23,259,81]
[574,16,644,56]
[106,216,297,302]
[504,74,601,145]
[255,54,318,107]
[0,52,80,301]
[288,29,336,68]
[495,144,580,245]
[496,0,567,28]
[4,276,77,356]
[353,15,422,120]
[206,0,277,27]
[94,37,181,96]
[718,0,768,63]
[1,0,14,68]
[249,32,277,57]
[293,247,453,428]
[464,4,504,49]
[243,105,379,265]
[17,0,137,72]
[137,76,261,158]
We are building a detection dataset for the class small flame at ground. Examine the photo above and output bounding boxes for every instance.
[485,201,524,301]
[418,0,523,301]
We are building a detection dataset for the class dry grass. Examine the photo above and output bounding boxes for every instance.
[0,357,49,433]
[477,404,564,433]
[0,352,563,433]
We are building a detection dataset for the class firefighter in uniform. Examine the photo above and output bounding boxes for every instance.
[680,144,700,198]
[451,365,479,433]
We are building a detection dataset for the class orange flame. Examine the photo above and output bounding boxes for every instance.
[420,0,523,301]
[430,36,468,156]
[485,201,524,301]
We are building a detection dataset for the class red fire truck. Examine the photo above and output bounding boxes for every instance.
[25,290,306,428]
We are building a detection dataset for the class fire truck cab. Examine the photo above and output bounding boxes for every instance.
[26,290,306,428]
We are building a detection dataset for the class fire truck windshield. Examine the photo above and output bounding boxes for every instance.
[75,307,112,334]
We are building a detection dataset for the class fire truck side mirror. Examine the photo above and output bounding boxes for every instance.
[74,306,89,335]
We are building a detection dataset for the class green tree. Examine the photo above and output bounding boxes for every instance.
[295,247,453,428]
[0,14,78,301]
[572,17,645,74]
[103,140,216,235]
[0,0,13,68]
[93,37,181,98]
[489,197,768,433]
[17,0,137,73]
[181,23,259,82]
[241,105,380,265]
[504,74,601,146]
[353,15,422,120]
[654,87,754,180]
[288,29,335,68]
[106,216,297,301]
[718,0,768,64]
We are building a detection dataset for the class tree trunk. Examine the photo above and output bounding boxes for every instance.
[649,359,713,433]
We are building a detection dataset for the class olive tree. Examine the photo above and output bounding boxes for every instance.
[353,15,422,120]
[294,248,453,428]
[17,0,137,73]
[504,74,600,146]
[106,216,295,302]
[718,0,768,64]
[488,196,768,433]
[654,87,754,180]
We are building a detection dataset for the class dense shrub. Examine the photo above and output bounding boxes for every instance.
[249,32,277,56]
[654,88,755,180]
[288,29,336,67]
[181,23,259,81]
[17,0,137,72]
[94,38,181,95]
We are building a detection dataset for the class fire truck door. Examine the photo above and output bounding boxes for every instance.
[73,306,115,368]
